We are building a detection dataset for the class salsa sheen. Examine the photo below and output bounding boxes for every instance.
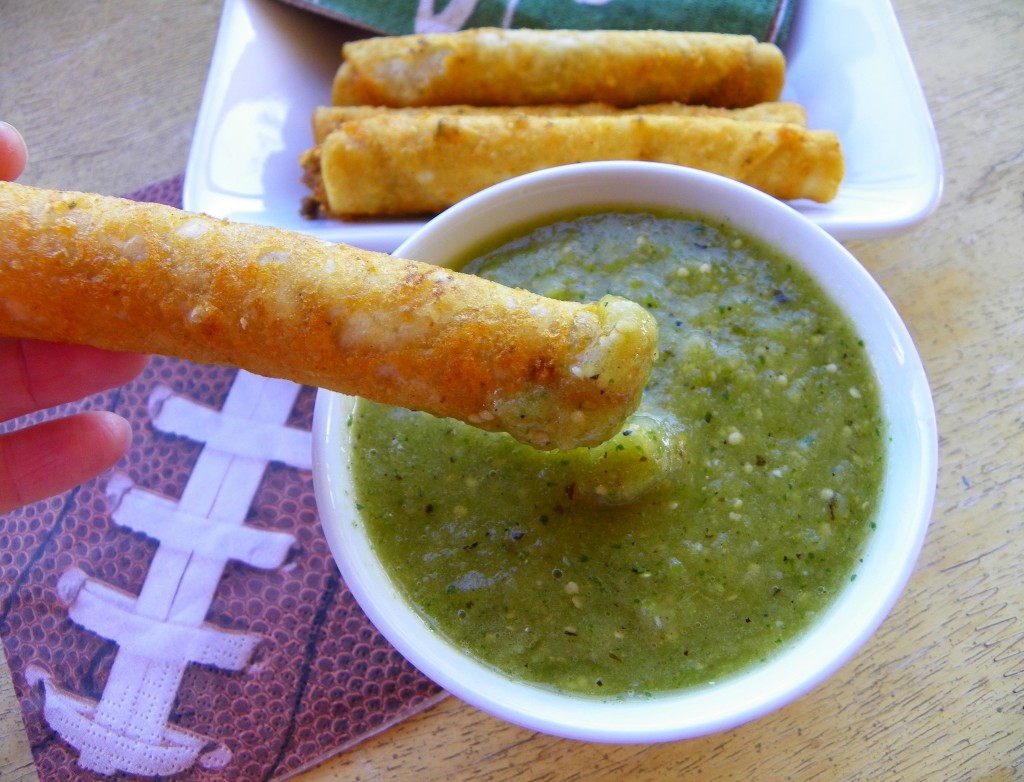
[350,211,886,698]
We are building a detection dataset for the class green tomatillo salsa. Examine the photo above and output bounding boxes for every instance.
[349,211,886,698]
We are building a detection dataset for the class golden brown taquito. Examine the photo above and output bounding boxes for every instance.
[310,101,808,144]
[0,182,658,450]
[304,113,843,218]
[331,29,785,109]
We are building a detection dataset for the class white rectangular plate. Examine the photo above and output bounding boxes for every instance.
[184,0,943,252]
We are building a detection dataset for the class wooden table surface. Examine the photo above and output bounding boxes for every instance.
[2,1,1021,780]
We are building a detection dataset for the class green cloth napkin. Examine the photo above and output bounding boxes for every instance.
[282,0,796,45]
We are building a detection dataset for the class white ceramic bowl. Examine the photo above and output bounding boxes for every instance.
[312,162,937,743]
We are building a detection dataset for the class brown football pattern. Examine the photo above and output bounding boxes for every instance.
[0,178,445,782]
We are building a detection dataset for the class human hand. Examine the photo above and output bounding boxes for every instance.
[0,122,149,513]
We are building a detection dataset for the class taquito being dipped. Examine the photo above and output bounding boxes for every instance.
[0,182,658,450]
[331,28,785,109]
[304,113,843,218]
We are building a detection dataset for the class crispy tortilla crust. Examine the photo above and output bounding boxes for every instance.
[310,101,808,144]
[331,28,785,109]
[0,181,658,450]
[306,114,842,218]
[302,103,811,219]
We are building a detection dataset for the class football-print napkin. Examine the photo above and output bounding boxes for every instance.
[277,0,795,44]
[0,177,445,782]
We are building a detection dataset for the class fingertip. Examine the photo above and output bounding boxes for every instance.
[96,348,150,384]
[88,410,135,457]
[0,121,28,181]
[122,352,152,380]
[0,411,135,514]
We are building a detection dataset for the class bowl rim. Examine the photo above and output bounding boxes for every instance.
[312,162,938,743]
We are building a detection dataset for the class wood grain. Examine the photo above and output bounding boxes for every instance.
[2,0,1022,780]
